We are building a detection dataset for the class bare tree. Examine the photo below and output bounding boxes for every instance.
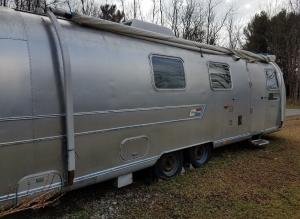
[79,0,99,16]
[226,13,242,49]
[205,0,232,45]
[0,0,9,7]
[119,0,126,20]
[181,0,205,42]
[62,0,125,22]
[119,0,125,12]
[289,0,300,13]
[182,0,195,38]
[164,0,233,44]
[125,0,143,20]
[151,0,157,23]
[263,0,281,16]
[137,0,144,20]
[148,0,164,25]
[10,0,61,12]
[167,0,183,37]
[159,0,164,25]
[133,0,136,18]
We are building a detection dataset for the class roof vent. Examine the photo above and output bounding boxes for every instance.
[124,19,174,36]
[267,55,276,62]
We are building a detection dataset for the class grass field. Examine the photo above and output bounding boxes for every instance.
[7,117,300,219]
[287,100,300,109]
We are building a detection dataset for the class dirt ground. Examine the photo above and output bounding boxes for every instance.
[5,117,300,219]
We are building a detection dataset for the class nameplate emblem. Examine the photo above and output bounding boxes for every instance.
[189,106,205,118]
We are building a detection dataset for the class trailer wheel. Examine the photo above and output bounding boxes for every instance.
[189,144,212,168]
[154,152,183,180]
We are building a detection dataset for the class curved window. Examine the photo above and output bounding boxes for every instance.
[151,55,186,89]
[208,62,232,90]
[266,69,279,90]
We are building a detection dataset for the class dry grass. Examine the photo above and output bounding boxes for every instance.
[287,99,300,109]
[6,117,300,219]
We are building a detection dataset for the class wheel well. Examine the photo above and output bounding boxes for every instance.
[154,142,214,168]
[183,142,213,167]
[139,143,214,183]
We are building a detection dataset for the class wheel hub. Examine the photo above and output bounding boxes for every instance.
[193,146,209,164]
[161,155,178,176]
[195,147,205,159]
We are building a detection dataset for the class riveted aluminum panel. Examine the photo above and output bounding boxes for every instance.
[0,39,32,117]
[0,9,285,206]
[20,12,65,115]
[0,140,64,195]
[0,7,26,40]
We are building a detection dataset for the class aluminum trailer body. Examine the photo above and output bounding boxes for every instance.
[0,7,286,207]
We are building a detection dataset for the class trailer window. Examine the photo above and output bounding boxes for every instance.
[208,62,232,90]
[266,69,279,90]
[151,55,186,89]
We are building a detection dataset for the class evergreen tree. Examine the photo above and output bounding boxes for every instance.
[243,10,300,102]
[243,11,270,53]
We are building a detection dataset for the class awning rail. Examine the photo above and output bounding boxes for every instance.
[50,8,275,64]
[46,8,75,186]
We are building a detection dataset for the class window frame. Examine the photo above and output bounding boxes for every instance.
[207,61,233,91]
[265,68,279,91]
[149,54,186,91]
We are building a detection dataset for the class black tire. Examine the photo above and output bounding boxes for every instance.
[189,144,212,168]
[154,152,183,180]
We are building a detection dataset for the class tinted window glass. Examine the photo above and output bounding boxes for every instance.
[266,69,279,90]
[208,62,232,90]
[151,56,186,89]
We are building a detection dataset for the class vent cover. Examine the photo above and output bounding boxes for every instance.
[124,19,175,36]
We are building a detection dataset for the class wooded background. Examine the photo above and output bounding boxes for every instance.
[0,0,299,102]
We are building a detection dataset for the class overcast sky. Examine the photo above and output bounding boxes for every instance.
[225,0,287,20]
[94,0,289,45]
[98,0,288,22]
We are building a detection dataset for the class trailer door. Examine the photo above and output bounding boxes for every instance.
[230,63,251,136]
[208,62,235,139]
[249,64,266,133]
[264,68,281,129]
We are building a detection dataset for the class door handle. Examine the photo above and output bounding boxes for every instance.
[268,93,280,100]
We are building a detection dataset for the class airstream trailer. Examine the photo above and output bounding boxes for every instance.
[0,7,286,207]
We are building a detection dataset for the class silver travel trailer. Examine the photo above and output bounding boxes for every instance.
[0,7,286,208]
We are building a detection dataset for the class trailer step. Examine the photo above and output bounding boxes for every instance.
[250,139,270,147]
[116,173,133,188]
